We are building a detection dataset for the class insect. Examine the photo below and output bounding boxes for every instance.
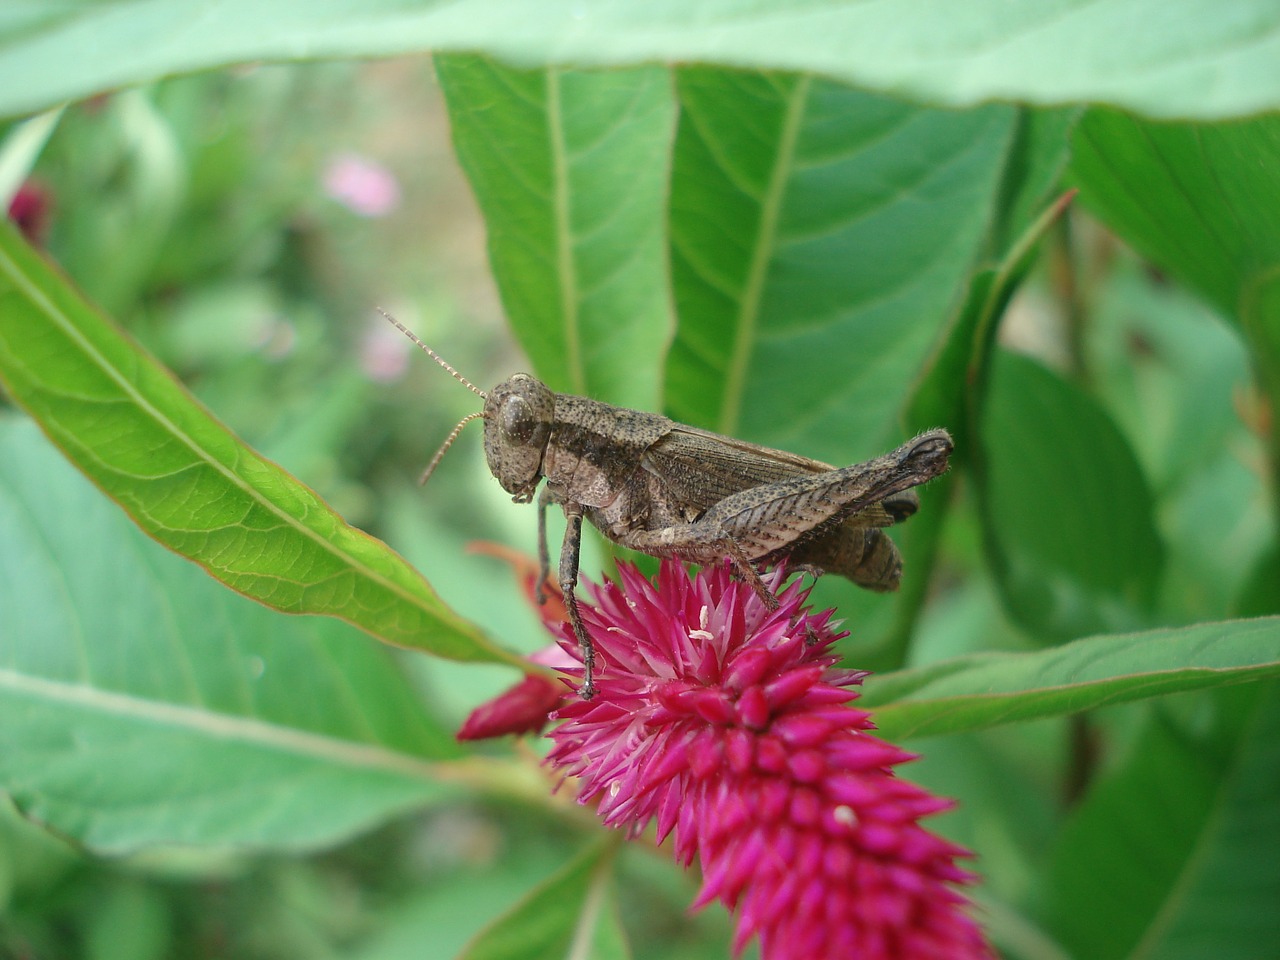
[384,312,953,698]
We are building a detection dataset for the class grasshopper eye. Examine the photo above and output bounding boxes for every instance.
[500,397,537,442]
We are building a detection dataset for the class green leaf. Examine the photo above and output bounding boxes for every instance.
[1070,110,1280,519]
[1071,110,1280,325]
[437,56,674,409]
[457,841,626,960]
[665,71,1014,462]
[862,616,1280,741]
[979,350,1164,641]
[0,417,466,853]
[1045,685,1280,960]
[0,222,518,668]
[6,2,1280,121]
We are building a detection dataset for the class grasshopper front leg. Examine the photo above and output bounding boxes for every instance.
[533,486,598,697]
[556,502,598,699]
[535,485,554,604]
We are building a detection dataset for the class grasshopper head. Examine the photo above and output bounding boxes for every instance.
[484,374,554,502]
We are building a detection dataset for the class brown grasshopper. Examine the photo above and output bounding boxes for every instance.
[385,313,953,698]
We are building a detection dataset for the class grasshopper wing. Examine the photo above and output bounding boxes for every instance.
[641,426,913,531]
[640,427,939,591]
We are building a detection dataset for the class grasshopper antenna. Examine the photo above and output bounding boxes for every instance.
[376,308,488,487]
[377,307,487,399]
[419,411,484,487]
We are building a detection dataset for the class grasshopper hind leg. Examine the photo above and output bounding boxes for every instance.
[722,537,782,611]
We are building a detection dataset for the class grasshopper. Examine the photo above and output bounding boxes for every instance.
[385,313,953,698]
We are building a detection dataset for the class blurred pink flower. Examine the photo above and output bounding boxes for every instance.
[8,180,52,244]
[322,153,401,217]
[545,560,994,960]
[358,322,412,383]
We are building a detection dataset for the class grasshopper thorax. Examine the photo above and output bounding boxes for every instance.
[483,373,555,502]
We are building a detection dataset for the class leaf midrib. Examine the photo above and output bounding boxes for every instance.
[719,73,810,435]
[0,667,443,777]
[0,241,460,639]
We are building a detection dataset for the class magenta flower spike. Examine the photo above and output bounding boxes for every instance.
[545,560,994,960]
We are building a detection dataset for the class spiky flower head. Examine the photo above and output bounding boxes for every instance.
[545,560,994,960]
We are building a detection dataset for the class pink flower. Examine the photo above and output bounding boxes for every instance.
[456,670,565,740]
[321,153,401,217]
[545,560,994,960]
